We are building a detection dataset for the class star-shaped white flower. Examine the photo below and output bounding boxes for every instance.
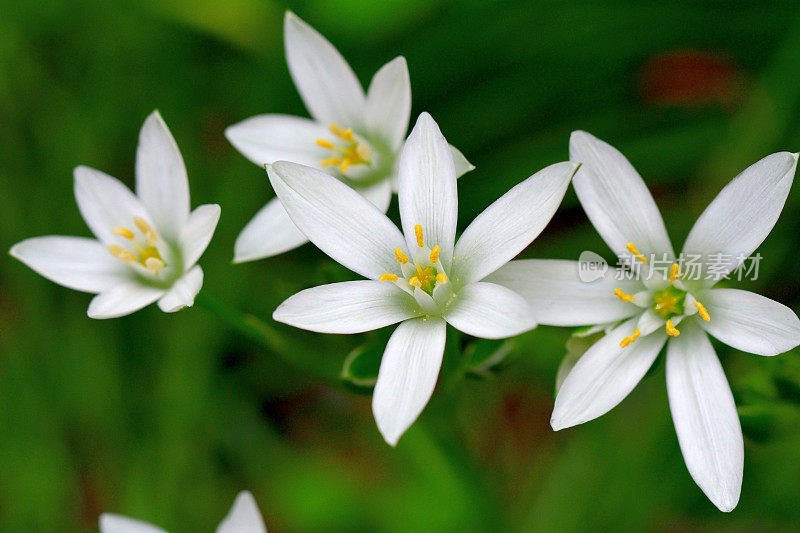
[268,112,577,445]
[99,491,266,533]
[10,111,220,319]
[225,11,473,263]
[488,130,800,511]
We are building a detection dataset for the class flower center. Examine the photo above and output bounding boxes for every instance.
[108,217,167,274]
[379,224,448,298]
[653,285,685,318]
[316,124,371,174]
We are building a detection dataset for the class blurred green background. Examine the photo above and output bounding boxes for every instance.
[4,0,800,530]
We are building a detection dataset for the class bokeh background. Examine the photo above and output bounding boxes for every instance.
[3,0,800,530]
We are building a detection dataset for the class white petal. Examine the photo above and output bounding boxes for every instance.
[682,152,797,285]
[157,265,204,313]
[443,282,537,339]
[225,114,331,168]
[666,322,743,512]
[135,111,190,240]
[397,113,458,265]
[569,131,674,261]
[99,514,167,533]
[268,161,406,279]
[359,178,393,214]
[450,144,475,179]
[233,198,309,263]
[699,288,800,356]
[216,491,267,533]
[73,166,150,245]
[551,318,667,429]
[284,11,365,126]
[88,282,165,319]
[372,317,446,446]
[485,259,642,326]
[10,236,131,293]
[452,161,576,284]
[273,280,419,334]
[179,204,220,268]
[365,56,410,151]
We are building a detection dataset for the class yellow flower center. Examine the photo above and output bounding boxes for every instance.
[317,124,371,174]
[379,224,448,297]
[108,217,166,274]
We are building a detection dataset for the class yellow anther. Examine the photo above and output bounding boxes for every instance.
[394,248,409,264]
[414,224,424,247]
[108,244,136,263]
[669,263,680,283]
[620,328,641,348]
[436,273,448,284]
[694,301,711,322]
[321,157,341,167]
[666,320,680,336]
[408,276,421,287]
[613,288,636,302]
[430,245,440,264]
[145,257,165,274]
[113,227,135,239]
[329,124,354,142]
[316,139,335,150]
[379,273,398,282]
[626,242,648,263]
[134,217,158,245]
[339,159,350,173]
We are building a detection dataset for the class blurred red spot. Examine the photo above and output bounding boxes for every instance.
[638,49,745,107]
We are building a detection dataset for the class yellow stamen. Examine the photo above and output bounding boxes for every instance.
[395,248,409,264]
[339,159,350,173]
[614,288,636,302]
[666,320,680,336]
[329,124,355,142]
[626,242,648,263]
[436,273,448,284]
[316,139,335,150]
[113,227,135,240]
[408,276,421,287]
[430,245,440,263]
[379,273,398,282]
[414,224,424,247]
[134,217,158,245]
[620,328,641,348]
[108,244,136,264]
[145,257,165,274]
[321,157,341,167]
[694,301,711,322]
[669,263,680,283]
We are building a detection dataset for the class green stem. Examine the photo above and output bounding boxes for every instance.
[195,292,289,353]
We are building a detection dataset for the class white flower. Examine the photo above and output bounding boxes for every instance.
[225,11,473,263]
[268,112,577,445]
[99,491,266,533]
[9,111,220,319]
[488,130,800,511]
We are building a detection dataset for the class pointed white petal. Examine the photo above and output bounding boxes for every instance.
[450,144,475,178]
[10,236,131,293]
[135,111,190,240]
[551,318,667,429]
[569,131,674,261]
[485,260,642,326]
[225,114,331,168]
[273,280,419,333]
[666,323,743,512]
[373,317,446,446]
[268,161,405,279]
[365,56,410,151]
[284,11,365,126]
[233,198,309,263]
[179,204,220,268]
[157,265,204,313]
[699,288,800,356]
[88,282,164,319]
[453,161,576,284]
[443,282,537,339]
[99,514,167,533]
[216,491,267,533]
[397,113,458,265]
[359,178,393,214]
[682,152,797,285]
[74,166,150,245]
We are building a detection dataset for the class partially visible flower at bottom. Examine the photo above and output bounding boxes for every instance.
[99,491,266,533]
[9,111,220,318]
[268,112,578,445]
